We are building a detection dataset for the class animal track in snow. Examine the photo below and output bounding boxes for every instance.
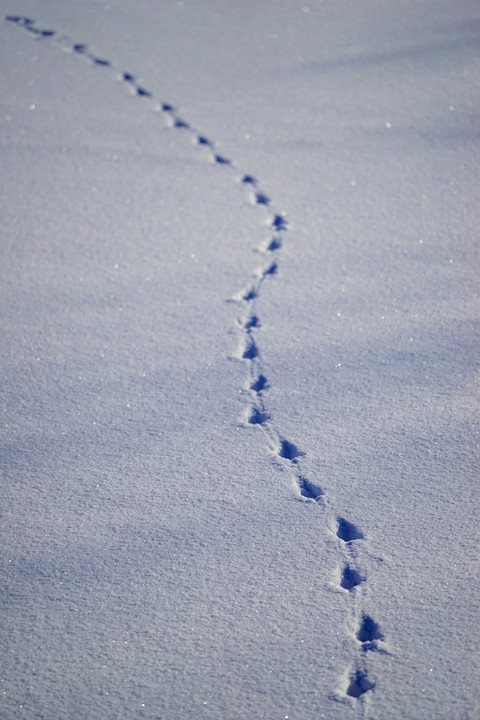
[357,614,386,654]
[261,261,277,278]
[345,669,375,698]
[196,135,213,147]
[336,517,364,543]
[262,236,282,252]
[250,374,268,393]
[278,439,303,462]
[340,565,364,591]
[243,315,259,330]
[270,213,288,231]
[297,476,324,502]
[241,286,259,302]
[213,154,231,165]
[246,407,270,426]
[241,338,259,361]
[5,13,387,707]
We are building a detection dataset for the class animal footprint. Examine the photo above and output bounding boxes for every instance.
[92,57,111,67]
[278,439,303,462]
[298,476,323,502]
[136,86,152,97]
[250,375,268,393]
[357,615,386,653]
[357,615,383,643]
[242,287,258,302]
[243,315,259,330]
[345,669,375,698]
[196,135,213,147]
[270,214,288,231]
[247,408,269,425]
[262,262,277,278]
[340,565,364,590]
[213,154,231,165]
[260,236,282,253]
[251,191,270,206]
[336,517,364,543]
[242,338,259,360]
[173,117,189,129]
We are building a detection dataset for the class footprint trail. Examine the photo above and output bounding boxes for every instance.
[5,13,388,708]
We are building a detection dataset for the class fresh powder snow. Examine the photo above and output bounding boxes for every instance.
[1,2,479,719]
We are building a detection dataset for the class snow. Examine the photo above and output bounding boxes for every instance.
[1,2,479,718]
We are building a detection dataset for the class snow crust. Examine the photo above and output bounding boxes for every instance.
[1,2,479,718]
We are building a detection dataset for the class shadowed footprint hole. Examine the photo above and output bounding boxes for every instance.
[174,118,189,128]
[271,214,288,231]
[243,287,258,302]
[93,57,111,66]
[298,476,323,501]
[337,517,364,542]
[346,670,375,698]
[244,315,259,330]
[279,439,303,462]
[251,375,268,393]
[357,615,383,644]
[214,154,231,165]
[266,236,282,251]
[242,174,257,185]
[340,565,364,590]
[136,87,152,97]
[263,262,277,277]
[34,28,55,37]
[242,339,259,360]
[255,192,270,205]
[248,408,269,425]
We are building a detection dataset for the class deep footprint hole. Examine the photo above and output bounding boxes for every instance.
[263,262,277,277]
[243,288,258,302]
[255,192,270,205]
[244,315,259,330]
[266,236,282,251]
[299,476,323,501]
[340,565,364,590]
[243,340,259,360]
[248,408,269,425]
[214,154,231,165]
[271,214,288,231]
[279,439,303,461]
[336,517,364,542]
[357,615,383,643]
[346,670,375,699]
[251,375,268,393]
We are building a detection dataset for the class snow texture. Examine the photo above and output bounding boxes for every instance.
[1,2,479,719]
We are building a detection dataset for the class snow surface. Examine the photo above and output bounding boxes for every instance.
[1,1,479,719]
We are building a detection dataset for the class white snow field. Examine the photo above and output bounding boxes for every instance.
[1,1,479,718]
